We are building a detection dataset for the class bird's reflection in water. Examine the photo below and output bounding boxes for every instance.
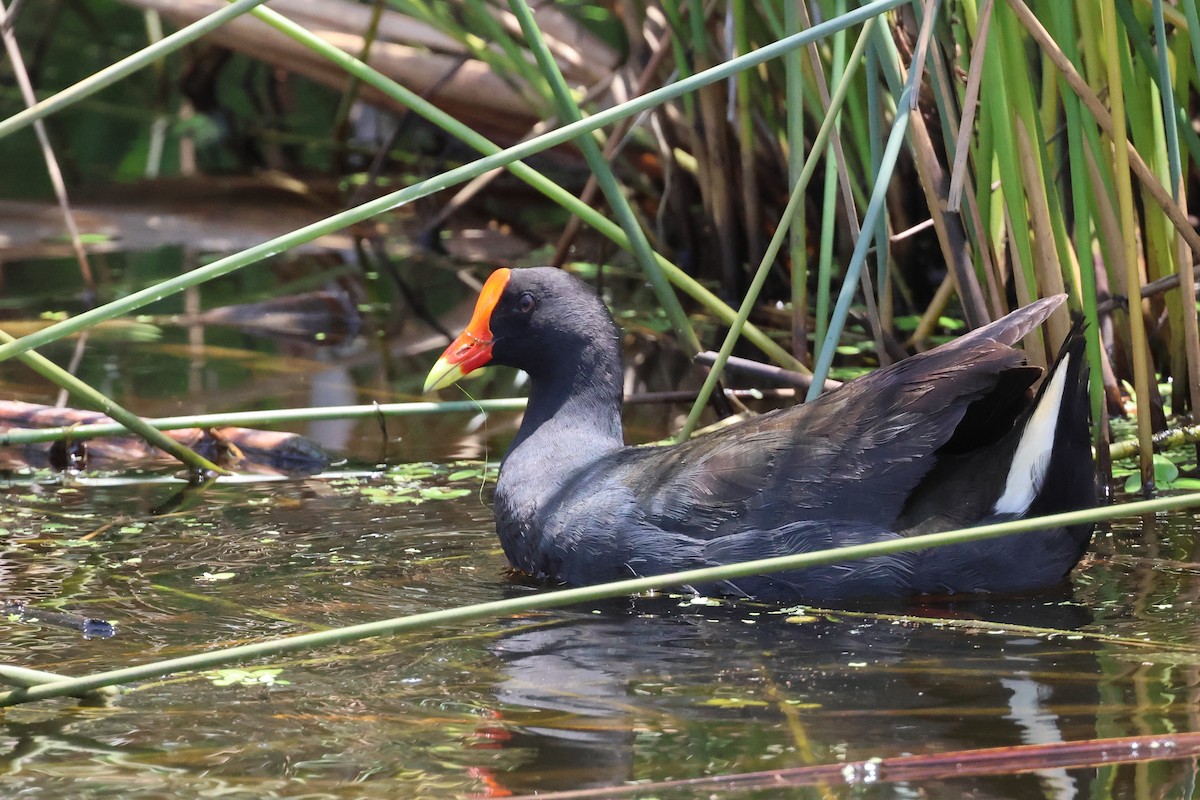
[473,593,1102,798]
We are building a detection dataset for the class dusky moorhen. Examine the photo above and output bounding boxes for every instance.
[425,267,1094,601]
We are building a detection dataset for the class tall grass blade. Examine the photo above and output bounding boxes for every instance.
[1153,0,1200,433]
[1100,0,1155,489]
[785,0,808,361]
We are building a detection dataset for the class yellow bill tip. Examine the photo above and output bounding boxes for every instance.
[423,355,469,393]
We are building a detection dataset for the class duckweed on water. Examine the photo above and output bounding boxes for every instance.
[702,697,769,709]
[195,571,236,583]
[205,667,290,687]
[330,462,497,506]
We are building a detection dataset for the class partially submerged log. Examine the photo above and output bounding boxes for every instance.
[0,401,330,476]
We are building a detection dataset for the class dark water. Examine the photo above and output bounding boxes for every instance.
[2,252,1200,798]
[4,473,1200,799]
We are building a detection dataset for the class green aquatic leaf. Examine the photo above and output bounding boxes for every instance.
[347,464,492,505]
[61,539,100,548]
[1123,454,1181,493]
[419,487,472,501]
[389,464,439,481]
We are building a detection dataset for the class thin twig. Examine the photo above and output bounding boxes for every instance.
[693,351,842,392]
[54,333,88,409]
[889,217,935,242]
[550,19,675,266]
[947,0,992,209]
[1095,263,1200,313]
[0,0,94,295]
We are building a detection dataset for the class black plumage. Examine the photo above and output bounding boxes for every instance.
[426,267,1095,601]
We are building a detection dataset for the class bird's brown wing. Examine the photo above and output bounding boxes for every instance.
[608,340,1035,539]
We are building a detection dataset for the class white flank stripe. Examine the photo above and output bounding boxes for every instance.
[993,353,1071,515]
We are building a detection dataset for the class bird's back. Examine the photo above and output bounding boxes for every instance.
[499,293,1094,600]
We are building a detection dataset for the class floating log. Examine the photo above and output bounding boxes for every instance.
[0,401,330,476]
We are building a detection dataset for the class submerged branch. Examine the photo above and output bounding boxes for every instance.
[505,732,1200,798]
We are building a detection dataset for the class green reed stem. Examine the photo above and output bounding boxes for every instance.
[1047,2,1106,441]
[784,1,808,361]
[1101,0,1155,488]
[0,665,117,701]
[506,0,702,356]
[866,39,887,310]
[0,400,530,446]
[0,330,222,471]
[0,0,907,372]
[677,17,876,441]
[813,0,848,361]
[1152,1,1183,194]
[987,3,1040,319]
[463,0,551,105]
[807,82,916,399]
[1185,0,1200,86]
[805,0,939,399]
[1153,0,1200,432]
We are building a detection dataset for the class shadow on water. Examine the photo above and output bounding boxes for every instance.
[2,250,1200,797]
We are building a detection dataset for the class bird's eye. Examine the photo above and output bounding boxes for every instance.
[517,292,536,314]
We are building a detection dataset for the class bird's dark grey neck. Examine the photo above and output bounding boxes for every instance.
[488,282,628,572]
[509,336,625,464]
[492,350,623,577]
[496,326,625,530]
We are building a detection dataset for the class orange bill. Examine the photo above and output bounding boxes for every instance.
[423,268,511,392]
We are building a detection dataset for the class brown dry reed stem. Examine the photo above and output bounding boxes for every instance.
[1005,0,1200,258]
[504,733,1200,799]
[1099,0,1154,488]
[947,0,993,209]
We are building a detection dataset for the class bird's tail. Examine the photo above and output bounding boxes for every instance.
[991,322,1093,521]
